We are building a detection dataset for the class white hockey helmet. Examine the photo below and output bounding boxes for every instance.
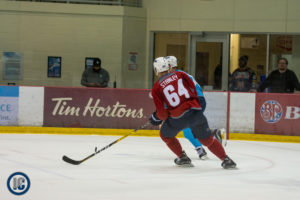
[165,56,177,68]
[153,57,169,75]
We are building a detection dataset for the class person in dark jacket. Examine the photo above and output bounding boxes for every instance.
[81,58,110,88]
[257,58,300,93]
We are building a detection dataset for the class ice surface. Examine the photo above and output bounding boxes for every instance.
[0,134,299,200]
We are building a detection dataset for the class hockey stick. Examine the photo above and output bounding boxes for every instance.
[62,121,151,165]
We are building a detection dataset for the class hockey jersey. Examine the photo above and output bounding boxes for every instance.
[176,69,204,97]
[151,71,201,120]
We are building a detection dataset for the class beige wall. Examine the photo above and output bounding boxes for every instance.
[121,7,147,88]
[1,0,300,88]
[144,0,300,32]
[0,1,146,88]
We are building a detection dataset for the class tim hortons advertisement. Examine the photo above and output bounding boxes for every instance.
[255,93,300,136]
[44,87,156,129]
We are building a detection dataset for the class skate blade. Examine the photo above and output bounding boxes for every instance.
[199,155,208,160]
[223,165,238,170]
[177,163,194,168]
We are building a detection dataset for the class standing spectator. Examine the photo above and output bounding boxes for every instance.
[81,58,110,87]
[257,58,300,93]
[229,55,257,92]
[214,62,222,90]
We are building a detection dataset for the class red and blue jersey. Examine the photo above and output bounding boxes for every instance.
[152,71,201,120]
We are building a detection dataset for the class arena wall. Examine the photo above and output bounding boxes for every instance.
[144,0,300,32]
[0,86,300,142]
[0,1,147,88]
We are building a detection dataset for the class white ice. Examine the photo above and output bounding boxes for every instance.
[0,134,300,200]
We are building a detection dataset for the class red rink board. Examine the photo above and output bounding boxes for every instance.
[255,93,300,136]
[43,87,156,129]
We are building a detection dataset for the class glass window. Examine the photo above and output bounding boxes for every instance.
[230,34,267,91]
[269,35,294,70]
[153,33,189,82]
[269,35,300,85]
[195,42,223,89]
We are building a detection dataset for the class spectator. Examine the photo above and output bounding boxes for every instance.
[229,55,257,92]
[214,62,222,90]
[81,58,109,88]
[257,58,300,93]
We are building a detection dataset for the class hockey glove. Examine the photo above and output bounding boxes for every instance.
[149,111,163,126]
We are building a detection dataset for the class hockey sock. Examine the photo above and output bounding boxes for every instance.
[160,132,183,157]
[199,136,226,160]
[183,128,203,148]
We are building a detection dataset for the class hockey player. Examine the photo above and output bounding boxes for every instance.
[165,56,223,159]
[149,57,236,169]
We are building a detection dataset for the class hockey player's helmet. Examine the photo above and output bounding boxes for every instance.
[153,57,169,75]
[165,56,177,68]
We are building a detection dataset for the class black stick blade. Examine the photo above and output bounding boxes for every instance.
[61,122,150,165]
[62,155,83,165]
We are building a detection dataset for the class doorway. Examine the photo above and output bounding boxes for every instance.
[190,33,229,91]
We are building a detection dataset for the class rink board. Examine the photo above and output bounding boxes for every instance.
[1,85,300,138]
[0,86,19,126]
[0,126,300,143]
[255,93,300,136]
[229,92,255,133]
[43,87,156,129]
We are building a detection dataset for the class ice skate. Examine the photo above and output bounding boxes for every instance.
[221,156,236,169]
[196,146,208,160]
[174,151,193,167]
